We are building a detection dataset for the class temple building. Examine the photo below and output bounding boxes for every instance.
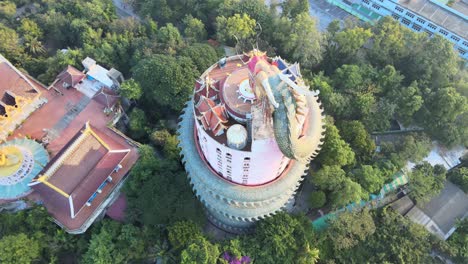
[178,50,326,233]
[0,54,138,234]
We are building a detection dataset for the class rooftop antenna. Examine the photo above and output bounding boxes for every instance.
[254,23,263,51]
[233,34,241,55]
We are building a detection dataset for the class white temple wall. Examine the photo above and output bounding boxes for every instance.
[196,121,287,185]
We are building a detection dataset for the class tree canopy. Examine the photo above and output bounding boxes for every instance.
[132,54,199,112]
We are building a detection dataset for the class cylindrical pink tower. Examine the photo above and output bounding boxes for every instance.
[178,50,325,233]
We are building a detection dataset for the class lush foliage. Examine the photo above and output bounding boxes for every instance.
[1,0,466,263]
[409,162,446,205]
[448,167,468,193]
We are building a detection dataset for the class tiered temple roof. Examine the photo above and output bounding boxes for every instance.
[30,122,130,228]
[196,96,228,136]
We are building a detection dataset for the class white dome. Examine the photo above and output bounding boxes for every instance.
[227,124,248,150]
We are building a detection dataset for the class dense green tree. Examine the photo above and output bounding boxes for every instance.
[448,167,468,193]
[18,18,43,40]
[180,237,220,264]
[311,165,366,208]
[243,213,319,264]
[312,165,346,191]
[322,27,372,73]
[444,218,468,263]
[0,23,24,63]
[367,17,413,68]
[168,221,203,250]
[150,129,180,160]
[132,54,199,112]
[334,27,371,58]
[387,81,423,125]
[179,43,218,73]
[157,23,184,54]
[128,108,149,140]
[364,99,396,132]
[350,165,385,193]
[183,15,208,43]
[281,0,309,18]
[338,120,375,161]
[417,87,467,146]
[124,145,205,227]
[329,178,367,208]
[328,64,381,120]
[379,133,432,167]
[119,79,142,101]
[323,209,375,253]
[402,35,460,89]
[139,0,174,23]
[218,0,271,30]
[280,12,322,67]
[215,13,256,45]
[0,1,16,19]
[0,233,40,264]
[83,32,137,76]
[362,208,434,263]
[308,191,326,209]
[317,120,355,167]
[409,162,446,205]
[82,220,147,264]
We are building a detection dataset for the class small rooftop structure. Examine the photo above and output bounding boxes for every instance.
[391,181,468,240]
[107,68,124,88]
[55,66,86,89]
[82,57,96,71]
[227,124,248,150]
[74,57,123,98]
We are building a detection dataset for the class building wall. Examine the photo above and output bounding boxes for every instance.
[178,102,309,233]
[195,114,289,186]
[326,0,468,60]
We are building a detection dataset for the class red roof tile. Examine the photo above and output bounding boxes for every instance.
[197,103,228,136]
[56,66,85,88]
[71,151,128,216]
[0,58,40,100]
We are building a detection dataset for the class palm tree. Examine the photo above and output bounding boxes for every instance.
[25,37,46,55]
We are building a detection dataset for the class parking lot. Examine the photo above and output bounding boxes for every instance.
[309,0,352,31]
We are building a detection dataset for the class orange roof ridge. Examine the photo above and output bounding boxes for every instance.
[197,102,228,136]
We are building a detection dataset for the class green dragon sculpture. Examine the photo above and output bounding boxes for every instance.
[251,57,325,164]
